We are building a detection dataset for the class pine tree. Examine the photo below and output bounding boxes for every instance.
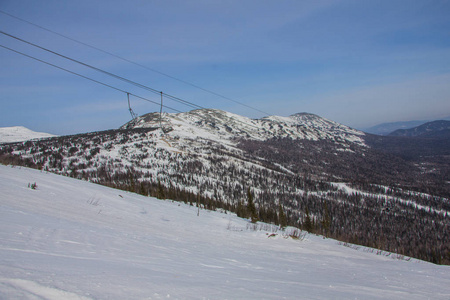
[236,201,245,218]
[278,204,288,229]
[247,188,258,223]
[303,206,313,233]
[139,182,146,196]
[156,180,165,199]
[321,201,331,237]
[129,172,135,192]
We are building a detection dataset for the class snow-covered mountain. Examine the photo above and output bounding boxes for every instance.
[1,164,449,299]
[122,109,366,148]
[0,126,55,143]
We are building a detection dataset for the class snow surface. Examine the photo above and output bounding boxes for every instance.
[0,126,55,143]
[1,165,449,299]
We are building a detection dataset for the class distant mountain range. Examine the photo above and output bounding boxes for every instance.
[363,116,450,135]
[0,126,55,143]
[364,120,450,162]
[389,120,450,138]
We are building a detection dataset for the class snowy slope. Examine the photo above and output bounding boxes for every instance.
[122,109,366,147]
[0,126,55,143]
[1,164,449,299]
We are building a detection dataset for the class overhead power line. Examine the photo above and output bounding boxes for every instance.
[0,44,183,113]
[0,30,203,111]
[0,9,271,116]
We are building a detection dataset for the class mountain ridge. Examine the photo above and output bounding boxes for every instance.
[363,120,428,135]
[388,120,450,137]
[363,115,450,135]
[121,108,366,148]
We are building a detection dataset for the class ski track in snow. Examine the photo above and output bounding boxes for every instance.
[331,182,449,215]
[1,165,449,299]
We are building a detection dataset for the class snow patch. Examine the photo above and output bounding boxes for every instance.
[0,126,55,143]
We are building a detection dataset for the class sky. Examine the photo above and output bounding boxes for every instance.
[0,0,449,135]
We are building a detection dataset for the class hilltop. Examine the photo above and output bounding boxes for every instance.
[0,126,55,143]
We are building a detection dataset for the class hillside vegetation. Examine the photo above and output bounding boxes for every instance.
[1,109,449,264]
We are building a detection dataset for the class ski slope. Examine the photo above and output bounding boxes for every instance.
[0,165,449,299]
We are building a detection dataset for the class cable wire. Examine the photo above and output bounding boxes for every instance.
[0,30,203,110]
[0,9,271,116]
[0,35,264,131]
[0,44,183,113]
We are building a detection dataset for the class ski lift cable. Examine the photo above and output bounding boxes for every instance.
[0,30,203,110]
[0,9,271,116]
[0,38,264,132]
[0,44,183,113]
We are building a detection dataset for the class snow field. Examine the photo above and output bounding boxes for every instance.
[0,126,55,143]
[1,165,449,299]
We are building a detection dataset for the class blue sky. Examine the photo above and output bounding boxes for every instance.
[1,0,449,135]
